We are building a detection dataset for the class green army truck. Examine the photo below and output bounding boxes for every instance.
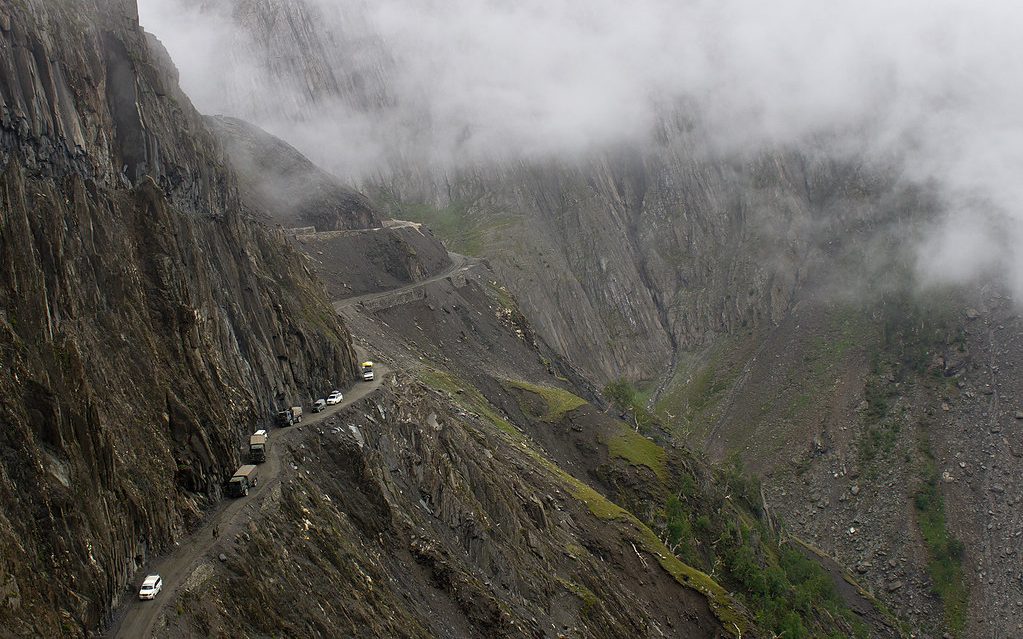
[249,432,268,463]
[227,464,258,497]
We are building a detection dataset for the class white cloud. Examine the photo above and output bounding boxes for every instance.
[138,0,1023,298]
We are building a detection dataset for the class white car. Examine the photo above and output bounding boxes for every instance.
[326,391,343,405]
[254,429,268,438]
[138,575,162,600]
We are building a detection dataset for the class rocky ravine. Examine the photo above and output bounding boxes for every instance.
[0,1,359,634]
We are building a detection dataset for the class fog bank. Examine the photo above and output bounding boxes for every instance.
[138,0,1023,298]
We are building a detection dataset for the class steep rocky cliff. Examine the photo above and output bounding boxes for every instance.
[4,1,1008,638]
[144,3,1011,637]
[0,1,358,634]
[153,260,902,639]
[207,115,380,231]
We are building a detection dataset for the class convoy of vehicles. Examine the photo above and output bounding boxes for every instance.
[232,364,380,498]
[227,465,259,497]
[131,362,382,613]
[138,575,162,600]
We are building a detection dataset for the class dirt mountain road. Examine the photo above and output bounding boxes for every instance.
[332,252,474,310]
[108,251,467,638]
[107,363,386,639]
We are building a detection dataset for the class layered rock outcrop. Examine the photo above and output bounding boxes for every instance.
[0,1,358,633]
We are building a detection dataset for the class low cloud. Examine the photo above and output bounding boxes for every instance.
[137,0,1023,298]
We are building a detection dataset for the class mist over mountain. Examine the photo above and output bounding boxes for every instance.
[6,0,1023,637]
[141,0,1023,298]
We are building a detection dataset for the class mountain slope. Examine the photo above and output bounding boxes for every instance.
[207,115,380,231]
[0,1,358,633]
[152,3,1012,637]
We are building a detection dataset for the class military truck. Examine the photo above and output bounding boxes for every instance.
[275,406,302,427]
[227,465,258,497]
[249,432,268,463]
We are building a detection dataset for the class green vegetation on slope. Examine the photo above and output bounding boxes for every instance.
[417,367,751,635]
[650,335,755,442]
[417,368,521,439]
[603,379,659,434]
[392,201,484,256]
[379,195,520,259]
[606,427,667,480]
[860,296,969,636]
[914,424,968,636]
[556,578,599,616]
[857,367,903,466]
[647,456,882,639]
[506,380,586,422]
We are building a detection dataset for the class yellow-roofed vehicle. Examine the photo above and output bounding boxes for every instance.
[361,361,374,381]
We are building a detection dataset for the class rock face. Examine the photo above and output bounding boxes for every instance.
[160,383,730,639]
[0,0,358,634]
[377,148,813,384]
[207,115,380,231]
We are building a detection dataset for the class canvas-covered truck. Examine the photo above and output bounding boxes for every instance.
[361,361,375,381]
[275,406,302,427]
[227,464,258,497]
[249,433,268,463]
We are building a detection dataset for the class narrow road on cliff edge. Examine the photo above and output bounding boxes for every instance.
[332,252,474,310]
[108,359,388,639]
[109,250,469,638]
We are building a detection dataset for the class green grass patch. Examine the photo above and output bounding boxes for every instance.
[686,363,732,413]
[607,428,667,481]
[567,478,628,520]
[394,200,484,256]
[557,578,600,615]
[416,368,521,440]
[506,380,586,422]
[914,428,968,636]
[418,366,748,636]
